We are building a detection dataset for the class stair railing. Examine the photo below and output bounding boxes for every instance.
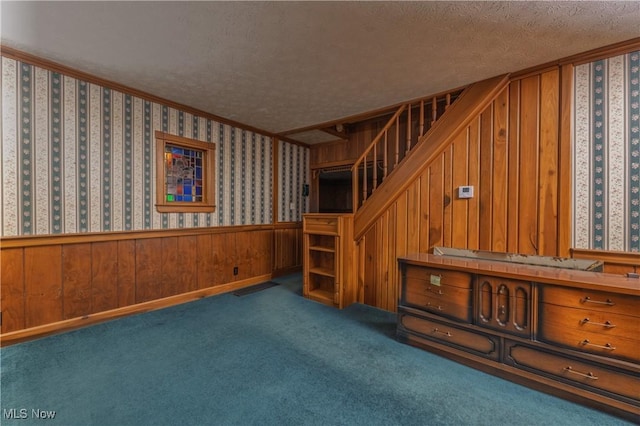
[351,89,463,213]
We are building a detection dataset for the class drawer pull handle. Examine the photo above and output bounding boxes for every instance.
[580,318,616,328]
[427,302,443,311]
[580,339,616,351]
[580,296,615,306]
[426,288,444,295]
[563,366,598,380]
[432,328,452,337]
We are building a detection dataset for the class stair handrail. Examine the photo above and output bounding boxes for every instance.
[351,104,407,213]
[352,74,510,239]
[350,89,462,213]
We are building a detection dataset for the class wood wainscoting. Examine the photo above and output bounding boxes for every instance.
[0,223,302,345]
[571,249,639,275]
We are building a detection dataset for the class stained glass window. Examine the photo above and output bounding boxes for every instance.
[155,131,215,213]
[165,144,204,202]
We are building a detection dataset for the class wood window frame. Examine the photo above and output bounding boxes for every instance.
[155,131,216,213]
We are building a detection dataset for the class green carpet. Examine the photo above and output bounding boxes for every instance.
[0,274,633,425]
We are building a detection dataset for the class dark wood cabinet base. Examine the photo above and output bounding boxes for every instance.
[397,254,640,422]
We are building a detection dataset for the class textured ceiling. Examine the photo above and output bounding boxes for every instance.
[2,1,639,144]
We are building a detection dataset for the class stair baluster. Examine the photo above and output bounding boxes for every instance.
[406,105,412,155]
[351,88,463,213]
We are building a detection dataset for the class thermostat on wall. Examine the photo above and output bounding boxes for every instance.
[458,185,474,199]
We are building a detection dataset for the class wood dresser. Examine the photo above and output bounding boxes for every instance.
[397,253,640,421]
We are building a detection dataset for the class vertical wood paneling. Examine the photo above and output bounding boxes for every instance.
[406,180,421,253]
[161,237,179,298]
[377,214,388,310]
[177,236,198,293]
[196,234,214,289]
[388,203,398,311]
[452,132,469,248]
[273,228,302,271]
[518,76,541,254]
[257,229,274,276]
[117,240,136,307]
[2,226,293,335]
[467,119,481,250]
[62,243,92,319]
[1,248,25,332]
[235,231,252,280]
[492,88,509,252]
[273,228,301,272]
[356,238,365,302]
[428,157,444,248]
[210,233,228,286]
[507,82,521,253]
[296,227,303,267]
[353,73,564,312]
[538,70,560,256]
[363,226,377,306]
[222,233,238,284]
[558,64,574,257]
[24,245,62,328]
[238,229,271,278]
[136,239,163,303]
[92,241,118,313]
[418,172,430,252]
[443,147,453,248]
[479,105,494,251]
[395,192,408,260]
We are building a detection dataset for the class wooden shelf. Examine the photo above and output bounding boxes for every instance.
[309,245,335,253]
[307,288,334,304]
[309,266,335,278]
[303,214,355,309]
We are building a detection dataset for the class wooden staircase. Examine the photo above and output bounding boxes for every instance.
[350,89,463,213]
[351,74,510,239]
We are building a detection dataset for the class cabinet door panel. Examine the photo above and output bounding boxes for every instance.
[475,276,531,337]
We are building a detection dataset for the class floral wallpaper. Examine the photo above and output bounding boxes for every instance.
[0,56,309,236]
[573,50,639,252]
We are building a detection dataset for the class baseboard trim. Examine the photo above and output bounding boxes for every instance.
[0,273,272,347]
[272,265,302,278]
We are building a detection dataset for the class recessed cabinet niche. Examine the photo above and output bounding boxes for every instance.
[303,214,356,309]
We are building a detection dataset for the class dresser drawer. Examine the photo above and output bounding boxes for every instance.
[303,216,338,235]
[505,342,640,402]
[404,265,472,289]
[540,286,639,317]
[400,313,499,360]
[539,304,640,363]
[404,284,472,322]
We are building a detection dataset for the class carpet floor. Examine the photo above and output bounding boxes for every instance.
[0,274,634,425]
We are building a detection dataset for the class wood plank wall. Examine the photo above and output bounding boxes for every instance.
[273,223,304,276]
[571,249,640,275]
[0,224,302,342]
[356,70,565,311]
